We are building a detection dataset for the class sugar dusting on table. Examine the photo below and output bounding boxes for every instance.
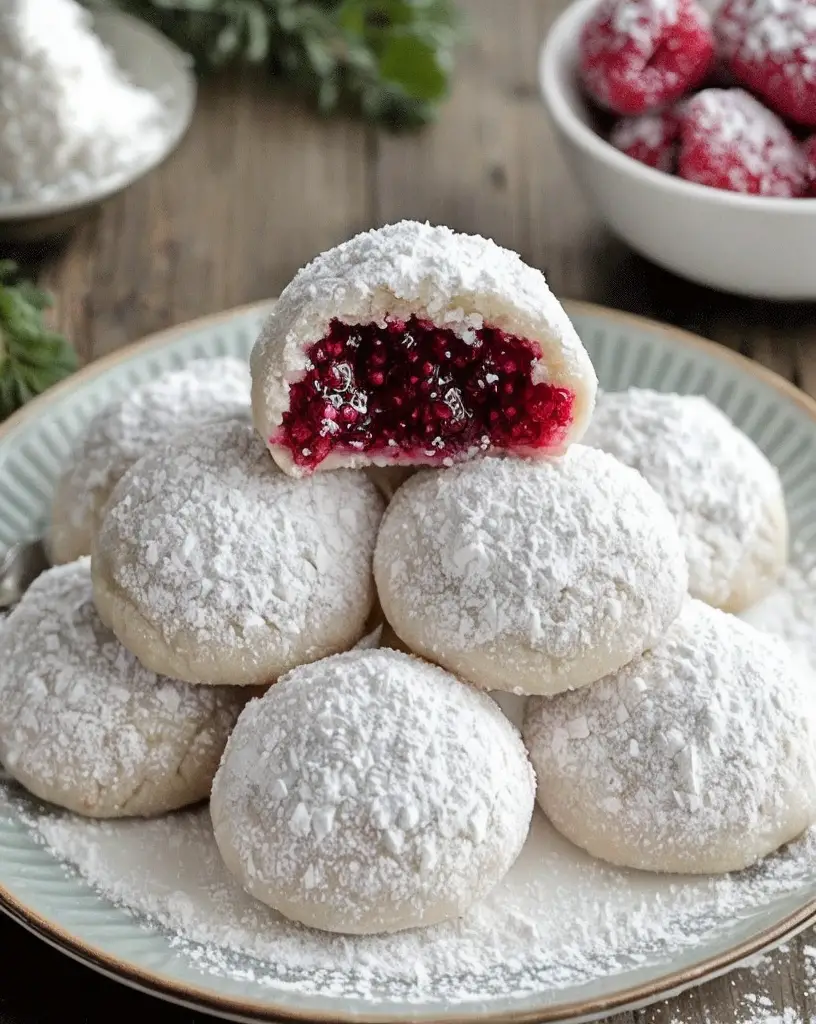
[4,543,816,1008]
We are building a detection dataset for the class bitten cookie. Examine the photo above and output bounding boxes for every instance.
[251,221,597,476]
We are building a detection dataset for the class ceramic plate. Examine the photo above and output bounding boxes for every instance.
[1,301,816,1024]
[0,11,196,242]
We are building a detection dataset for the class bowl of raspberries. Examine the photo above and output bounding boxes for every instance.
[540,0,816,299]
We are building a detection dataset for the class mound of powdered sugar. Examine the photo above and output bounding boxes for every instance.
[0,0,172,203]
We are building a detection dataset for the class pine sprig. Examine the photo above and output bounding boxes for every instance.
[0,263,77,421]
[83,0,462,128]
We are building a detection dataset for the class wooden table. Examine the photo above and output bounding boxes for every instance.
[4,1,816,1021]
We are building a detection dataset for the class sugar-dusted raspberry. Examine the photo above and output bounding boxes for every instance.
[677,88,808,196]
[805,135,816,195]
[716,0,816,127]
[609,110,681,170]
[579,0,716,115]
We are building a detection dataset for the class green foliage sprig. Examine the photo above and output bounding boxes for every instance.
[0,263,77,421]
[85,0,463,128]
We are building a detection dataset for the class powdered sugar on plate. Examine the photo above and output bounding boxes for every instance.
[2,545,816,1007]
[7,787,816,1005]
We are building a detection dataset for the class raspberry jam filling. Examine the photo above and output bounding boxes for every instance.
[276,317,575,470]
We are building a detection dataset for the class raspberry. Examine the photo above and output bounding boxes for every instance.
[278,318,575,472]
[677,88,808,196]
[609,110,681,170]
[716,0,816,127]
[805,135,816,195]
[579,0,716,115]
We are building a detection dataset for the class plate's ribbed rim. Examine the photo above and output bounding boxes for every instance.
[1,299,816,1024]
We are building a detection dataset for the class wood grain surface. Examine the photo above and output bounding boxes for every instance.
[4,1,816,1021]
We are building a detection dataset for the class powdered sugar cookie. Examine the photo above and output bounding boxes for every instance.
[211,649,535,934]
[374,449,688,695]
[251,221,597,477]
[524,600,816,874]
[50,358,250,564]
[92,419,384,687]
[584,389,788,612]
[0,560,248,818]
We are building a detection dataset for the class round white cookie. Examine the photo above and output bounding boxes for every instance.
[523,599,816,874]
[50,357,251,564]
[584,389,788,612]
[211,648,535,934]
[374,448,688,695]
[0,560,248,818]
[92,419,385,686]
[251,220,597,477]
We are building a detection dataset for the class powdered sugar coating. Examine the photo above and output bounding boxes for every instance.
[524,599,816,874]
[609,111,680,171]
[579,0,714,115]
[92,419,385,686]
[677,88,807,196]
[50,358,251,564]
[211,648,535,934]
[0,560,247,818]
[250,221,597,476]
[716,0,816,126]
[584,389,788,611]
[9,549,816,1005]
[374,449,688,696]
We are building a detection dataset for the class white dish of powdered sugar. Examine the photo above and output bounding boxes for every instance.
[0,4,195,234]
[1,301,816,1023]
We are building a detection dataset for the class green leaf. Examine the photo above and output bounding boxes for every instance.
[337,0,365,35]
[243,3,271,61]
[303,32,337,76]
[378,33,448,101]
[0,263,77,421]
[78,0,463,128]
[318,75,340,111]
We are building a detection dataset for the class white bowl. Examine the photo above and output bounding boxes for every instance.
[539,0,816,300]
[0,11,196,243]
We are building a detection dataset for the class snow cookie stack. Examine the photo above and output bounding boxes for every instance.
[2,221,814,942]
